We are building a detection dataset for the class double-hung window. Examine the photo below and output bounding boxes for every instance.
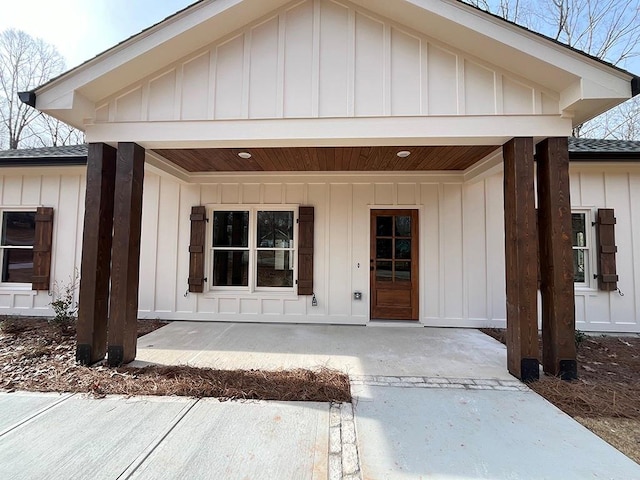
[571,210,591,286]
[210,207,296,291]
[0,210,36,284]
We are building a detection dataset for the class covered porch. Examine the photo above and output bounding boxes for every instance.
[73,135,576,383]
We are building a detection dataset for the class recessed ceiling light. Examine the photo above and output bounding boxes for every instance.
[238,152,252,159]
[396,150,411,158]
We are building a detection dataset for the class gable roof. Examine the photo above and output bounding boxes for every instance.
[24,0,638,131]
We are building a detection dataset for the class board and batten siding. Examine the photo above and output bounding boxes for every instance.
[569,165,640,333]
[0,169,85,314]
[94,0,559,124]
[137,170,508,326]
[2,164,640,333]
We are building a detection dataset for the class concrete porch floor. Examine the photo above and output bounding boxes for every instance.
[132,322,513,380]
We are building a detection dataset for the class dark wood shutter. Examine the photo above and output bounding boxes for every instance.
[32,206,54,291]
[188,206,206,293]
[297,206,314,295]
[595,208,618,291]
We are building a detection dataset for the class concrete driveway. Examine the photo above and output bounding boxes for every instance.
[1,322,639,479]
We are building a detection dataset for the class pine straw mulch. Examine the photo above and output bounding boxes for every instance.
[480,328,640,463]
[0,316,351,403]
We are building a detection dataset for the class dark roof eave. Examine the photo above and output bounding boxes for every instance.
[632,76,640,97]
[0,157,87,167]
[569,152,640,162]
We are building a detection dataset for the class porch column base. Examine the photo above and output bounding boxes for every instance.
[520,358,540,383]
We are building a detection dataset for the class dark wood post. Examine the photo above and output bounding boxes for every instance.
[76,143,117,365]
[536,137,577,380]
[503,137,539,382]
[107,143,145,366]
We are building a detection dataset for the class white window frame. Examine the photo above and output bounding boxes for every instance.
[0,207,37,288]
[206,205,298,294]
[571,208,595,289]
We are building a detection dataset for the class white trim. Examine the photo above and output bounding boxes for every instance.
[85,115,573,148]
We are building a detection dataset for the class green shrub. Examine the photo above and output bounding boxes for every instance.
[49,270,79,324]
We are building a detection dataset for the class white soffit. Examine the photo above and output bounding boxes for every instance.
[33,0,635,129]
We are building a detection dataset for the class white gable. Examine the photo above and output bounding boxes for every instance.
[31,0,635,147]
[94,0,559,124]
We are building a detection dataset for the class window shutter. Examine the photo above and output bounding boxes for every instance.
[595,208,618,291]
[32,206,54,291]
[297,206,314,295]
[189,206,206,293]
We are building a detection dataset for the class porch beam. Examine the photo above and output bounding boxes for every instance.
[76,143,117,365]
[107,143,145,366]
[503,137,539,382]
[536,137,577,380]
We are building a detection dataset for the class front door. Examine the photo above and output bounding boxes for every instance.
[370,210,419,320]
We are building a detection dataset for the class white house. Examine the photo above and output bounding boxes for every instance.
[7,0,639,380]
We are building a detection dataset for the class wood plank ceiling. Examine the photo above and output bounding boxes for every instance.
[152,146,499,172]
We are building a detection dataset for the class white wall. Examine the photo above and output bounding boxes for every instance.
[3,162,639,333]
[569,164,640,333]
[0,168,85,314]
[94,0,558,124]
[137,169,508,326]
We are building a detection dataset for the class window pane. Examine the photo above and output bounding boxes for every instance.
[376,217,393,237]
[2,249,33,283]
[213,211,248,247]
[395,216,411,237]
[572,213,586,247]
[376,239,393,259]
[395,261,411,282]
[573,249,586,283]
[257,211,294,248]
[395,239,411,259]
[376,261,392,281]
[257,251,293,287]
[2,212,36,247]
[213,250,249,286]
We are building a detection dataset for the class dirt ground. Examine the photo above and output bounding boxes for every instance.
[0,316,350,402]
[481,328,640,464]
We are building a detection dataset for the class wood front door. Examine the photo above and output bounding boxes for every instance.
[370,210,419,320]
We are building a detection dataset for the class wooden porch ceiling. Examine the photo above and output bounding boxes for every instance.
[152,146,500,172]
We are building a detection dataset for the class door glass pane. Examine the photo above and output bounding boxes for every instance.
[395,216,411,237]
[213,211,249,247]
[572,213,586,247]
[395,239,411,259]
[376,261,392,281]
[257,251,293,287]
[1,249,33,283]
[257,211,294,248]
[376,239,393,259]
[395,261,411,282]
[2,212,36,246]
[376,217,393,237]
[213,250,249,286]
[573,249,586,283]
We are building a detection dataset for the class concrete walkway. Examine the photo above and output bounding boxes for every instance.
[1,322,639,479]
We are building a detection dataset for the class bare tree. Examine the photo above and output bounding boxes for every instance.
[0,29,84,150]
[463,0,640,140]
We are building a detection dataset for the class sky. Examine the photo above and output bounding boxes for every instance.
[0,0,195,69]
